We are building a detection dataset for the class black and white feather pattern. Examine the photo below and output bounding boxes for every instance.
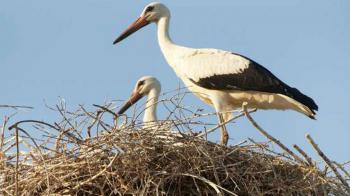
[183,51,318,113]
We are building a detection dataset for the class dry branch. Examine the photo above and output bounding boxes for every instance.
[196,108,256,138]
[306,134,350,190]
[293,144,313,166]
[333,161,350,180]
[0,105,33,110]
[15,127,19,196]
[0,116,9,151]
[242,102,305,164]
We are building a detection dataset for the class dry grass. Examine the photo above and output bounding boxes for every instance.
[0,95,349,195]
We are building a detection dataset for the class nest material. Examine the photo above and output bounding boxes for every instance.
[0,126,348,195]
[0,101,349,195]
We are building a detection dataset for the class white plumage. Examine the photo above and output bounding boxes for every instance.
[168,49,250,80]
[117,76,184,145]
[113,2,318,145]
[117,76,161,129]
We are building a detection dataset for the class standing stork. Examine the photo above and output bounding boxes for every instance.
[117,76,161,129]
[113,2,318,145]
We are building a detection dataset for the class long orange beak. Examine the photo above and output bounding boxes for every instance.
[113,16,150,44]
[117,91,144,114]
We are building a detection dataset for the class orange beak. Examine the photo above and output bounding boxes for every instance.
[117,91,144,114]
[113,16,150,44]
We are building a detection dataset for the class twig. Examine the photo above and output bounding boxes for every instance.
[54,123,83,145]
[0,105,33,110]
[92,104,118,119]
[15,127,19,196]
[180,173,238,196]
[196,109,257,138]
[9,120,59,131]
[0,116,9,151]
[80,106,98,139]
[342,161,350,167]
[306,134,349,189]
[242,102,305,164]
[9,119,83,147]
[293,144,313,166]
[92,104,118,130]
[248,138,293,161]
[333,161,350,180]
[55,105,83,140]
[16,127,43,158]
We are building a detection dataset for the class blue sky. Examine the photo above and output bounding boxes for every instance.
[1,0,349,165]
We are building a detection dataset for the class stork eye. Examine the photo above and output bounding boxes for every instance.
[138,80,145,87]
[145,6,154,12]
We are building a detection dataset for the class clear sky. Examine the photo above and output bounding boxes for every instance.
[1,0,349,165]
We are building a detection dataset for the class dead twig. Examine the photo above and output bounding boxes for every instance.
[306,134,350,190]
[333,161,350,180]
[196,109,257,138]
[8,120,59,131]
[92,104,118,119]
[0,105,33,110]
[0,116,9,151]
[180,173,238,196]
[293,144,313,166]
[15,127,19,196]
[242,102,305,164]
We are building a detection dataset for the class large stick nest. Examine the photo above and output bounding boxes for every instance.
[0,99,349,195]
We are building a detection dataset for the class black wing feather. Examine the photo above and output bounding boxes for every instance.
[189,53,318,112]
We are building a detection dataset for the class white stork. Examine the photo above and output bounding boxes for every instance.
[117,76,186,145]
[113,2,318,145]
[117,76,161,129]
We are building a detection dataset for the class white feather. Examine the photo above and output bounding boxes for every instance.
[178,49,250,81]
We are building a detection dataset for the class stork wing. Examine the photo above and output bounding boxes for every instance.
[180,49,318,111]
[181,49,285,92]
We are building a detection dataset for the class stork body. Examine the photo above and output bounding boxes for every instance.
[114,3,318,145]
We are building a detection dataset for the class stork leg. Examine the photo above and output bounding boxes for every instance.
[217,113,229,146]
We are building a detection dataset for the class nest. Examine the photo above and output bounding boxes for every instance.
[0,100,349,195]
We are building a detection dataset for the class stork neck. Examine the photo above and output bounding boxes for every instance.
[156,16,175,56]
[143,89,159,127]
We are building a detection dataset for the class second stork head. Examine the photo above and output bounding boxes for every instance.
[117,76,161,125]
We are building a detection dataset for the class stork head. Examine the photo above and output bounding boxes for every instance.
[117,76,161,114]
[113,2,170,44]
